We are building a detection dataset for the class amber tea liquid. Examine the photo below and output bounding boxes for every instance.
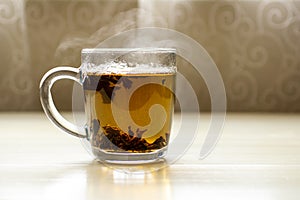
[83,73,175,154]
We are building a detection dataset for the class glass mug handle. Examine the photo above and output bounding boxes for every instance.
[39,67,86,138]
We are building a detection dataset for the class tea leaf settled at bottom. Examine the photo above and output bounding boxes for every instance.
[92,125,168,153]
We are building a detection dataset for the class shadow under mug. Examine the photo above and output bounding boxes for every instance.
[40,48,177,164]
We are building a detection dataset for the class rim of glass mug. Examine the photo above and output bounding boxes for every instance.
[81,47,176,53]
[81,48,177,75]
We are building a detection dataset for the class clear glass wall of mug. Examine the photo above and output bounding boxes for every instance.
[40,48,176,163]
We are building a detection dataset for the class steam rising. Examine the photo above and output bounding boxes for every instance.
[54,8,168,65]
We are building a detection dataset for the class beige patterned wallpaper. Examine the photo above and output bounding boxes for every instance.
[0,0,32,110]
[0,0,299,112]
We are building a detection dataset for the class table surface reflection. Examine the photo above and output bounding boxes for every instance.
[0,112,300,200]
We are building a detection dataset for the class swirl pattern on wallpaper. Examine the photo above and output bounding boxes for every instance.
[0,0,299,111]
[163,0,300,111]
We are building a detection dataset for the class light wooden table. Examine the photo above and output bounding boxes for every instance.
[0,112,300,200]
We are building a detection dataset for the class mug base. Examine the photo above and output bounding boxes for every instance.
[92,147,167,164]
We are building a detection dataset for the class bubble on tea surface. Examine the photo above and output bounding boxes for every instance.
[82,62,176,75]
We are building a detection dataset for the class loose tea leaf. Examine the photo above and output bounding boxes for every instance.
[120,77,133,89]
[83,74,122,103]
[92,119,100,133]
[84,75,136,104]
[92,124,168,152]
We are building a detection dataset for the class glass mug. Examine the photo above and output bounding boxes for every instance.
[40,48,176,163]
